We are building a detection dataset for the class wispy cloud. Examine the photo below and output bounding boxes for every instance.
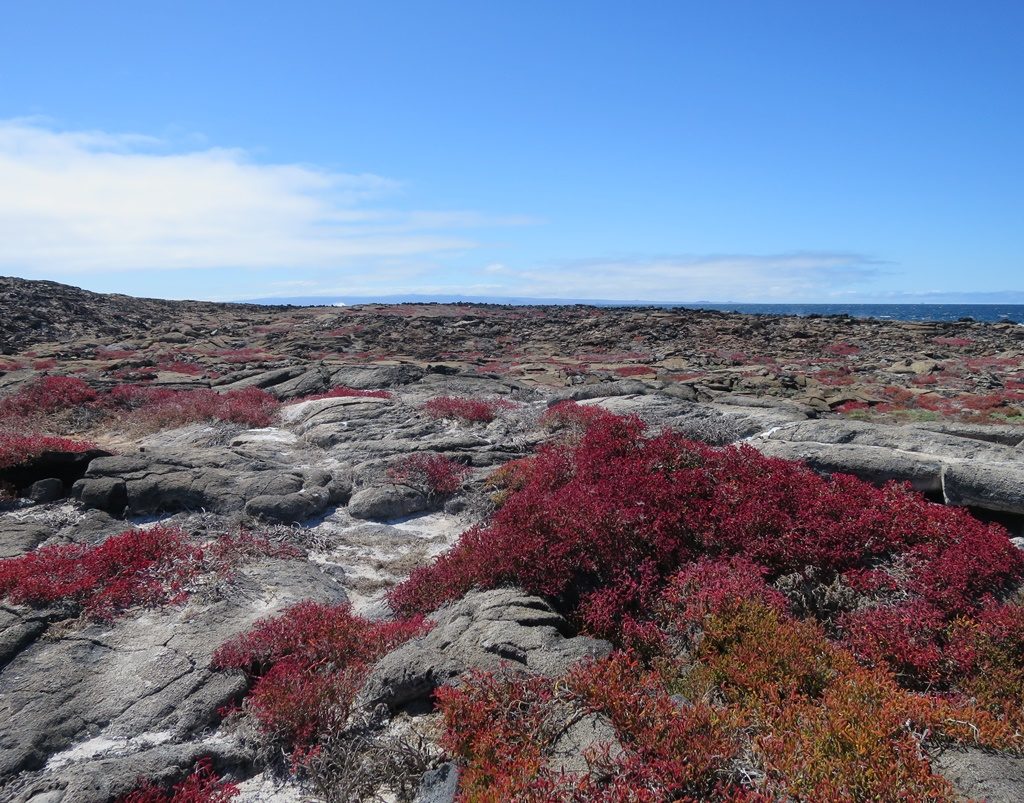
[0,119,526,274]
[467,252,888,302]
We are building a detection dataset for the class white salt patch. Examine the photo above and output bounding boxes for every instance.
[234,772,312,802]
[45,730,174,770]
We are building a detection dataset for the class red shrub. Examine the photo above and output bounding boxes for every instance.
[840,602,948,685]
[614,366,654,377]
[387,453,470,496]
[423,396,506,424]
[0,526,204,621]
[212,602,429,752]
[0,432,98,469]
[932,336,974,348]
[117,758,238,803]
[105,385,279,428]
[32,358,57,370]
[538,400,615,433]
[659,556,789,629]
[154,360,205,376]
[0,375,99,417]
[390,412,1024,644]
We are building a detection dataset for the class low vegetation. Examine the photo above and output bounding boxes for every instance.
[0,526,299,621]
[117,758,238,803]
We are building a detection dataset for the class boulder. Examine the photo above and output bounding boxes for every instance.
[360,588,612,712]
[347,484,431,522]
[413,763,460,803]
[27,477,65,503]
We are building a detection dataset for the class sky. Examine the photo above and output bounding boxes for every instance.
[1,1,1022,303]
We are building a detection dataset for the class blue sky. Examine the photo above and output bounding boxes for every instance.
[1,1,1021,302]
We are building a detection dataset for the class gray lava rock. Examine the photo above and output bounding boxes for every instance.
[348,484,432,522]
[547,713,623,776]
[72,449,345,523]
[932,747,1024,803]
[27,478,64,503]
[413,762,460,803]
[0,523,50,559]
[71,476,127,513]
[942,461,1024,516]
[755,439,944,492]
[360,588,612,712]
[0,558,346,798]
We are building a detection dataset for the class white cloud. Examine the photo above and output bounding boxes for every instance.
[481,252,886,302]
[0,119,521,273]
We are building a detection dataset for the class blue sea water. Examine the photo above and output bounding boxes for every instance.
[674,303,1024,324]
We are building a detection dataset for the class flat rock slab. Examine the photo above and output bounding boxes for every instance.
[748,418,1024,515]
[0,559,347,802]
[932,747,1024,803]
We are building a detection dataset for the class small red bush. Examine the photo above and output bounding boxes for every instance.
[538,400,615,433]
[105,385,279,428]
[117,758,238,803]
[0,375,99,418]
[614,366,654,377]
[0,526,204,620]
[154,360,205,376]
[0,432,97,469]
[423,396,506,424]
[212,602,429,752]
[387,453,470,496]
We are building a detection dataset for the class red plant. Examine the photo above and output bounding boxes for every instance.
[154,360,205,376]
[390,411,1024,645]
[105,385,279,428]
[212,602,429,752]
[0,526,204,621]
[0,432,97,469]
[825,342,861,356]
[538,400,615,433]
[117,758,238,803]
[387,453,470,496]
[32,358,57,370]
[614,366,654,377]
[423,396,507,424]
[0,375,99,417]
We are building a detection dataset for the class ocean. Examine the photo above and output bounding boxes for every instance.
[670,303,1024,324]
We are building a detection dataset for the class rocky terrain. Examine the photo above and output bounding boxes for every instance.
[1,276,1023,802]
